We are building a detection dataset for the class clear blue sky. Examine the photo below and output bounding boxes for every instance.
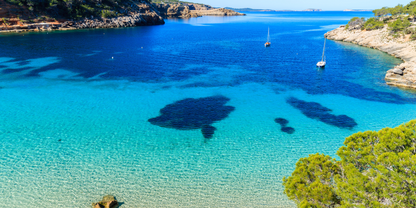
[187,0,412,11]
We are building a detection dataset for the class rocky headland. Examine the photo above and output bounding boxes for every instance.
[325,26,416,89]
[75,2,165,30]
[0,0,243,33]
[155,3,245,18]
[0,0,164,33]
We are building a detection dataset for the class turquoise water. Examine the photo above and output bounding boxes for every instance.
[0,12,415,207]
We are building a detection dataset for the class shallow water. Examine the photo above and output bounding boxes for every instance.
[0,12,415,207]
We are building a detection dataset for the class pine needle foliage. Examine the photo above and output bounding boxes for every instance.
[283,120,416,207]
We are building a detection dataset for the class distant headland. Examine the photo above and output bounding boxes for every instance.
[343,9,373,12]
[224,7,323,12]
[224,8,374,12]
[156,3,245,18]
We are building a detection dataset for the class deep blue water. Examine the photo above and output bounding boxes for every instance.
[0,12,414,207]
[0,12,408,102]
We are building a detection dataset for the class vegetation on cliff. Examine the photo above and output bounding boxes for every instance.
[3,0,152,20]
[373,2,416,18]
[345,0,416,39]
[283,119,416,207]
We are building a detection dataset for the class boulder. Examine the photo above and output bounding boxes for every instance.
[93,203,104,208]
[392,68,403,75]
[92,195,118,208]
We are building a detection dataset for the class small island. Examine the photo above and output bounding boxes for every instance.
[223,7,322,12]
[302,8,322,12]
[343,9,373,12]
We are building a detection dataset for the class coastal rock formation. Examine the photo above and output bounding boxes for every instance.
[0,0,164,33]
[156,3,199,18]
[325,26,416,89]
[347,18,364,30]
[191,8,245,17]
[92,195,118,208]
[75,12,164,29]
[75,0,164,28]
[155,3,245,18]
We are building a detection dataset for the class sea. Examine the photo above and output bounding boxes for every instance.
[0,11,414,207]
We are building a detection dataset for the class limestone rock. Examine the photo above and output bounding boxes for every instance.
[347,18,364,30]
[92,195,118,208]
[392,68,403,75]
[74,10,164,29]
[155,3,244,18]
[93,203,104,208]
[325,26,416,89]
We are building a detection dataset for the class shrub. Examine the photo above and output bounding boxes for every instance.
[283,154,340,207]
[101,10,115,18]
[405,27,416,34]
[346,17,365,30]
[283,120,416,207]
[348,17,360,23]
[362,17,385,30]
[389,18,411,32]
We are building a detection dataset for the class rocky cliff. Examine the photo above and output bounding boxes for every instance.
[75,1,164,29]
[0,0,164,33]
[155,3,245,18]
[325,26,416,89]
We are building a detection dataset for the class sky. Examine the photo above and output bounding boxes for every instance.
[187,0,412,11]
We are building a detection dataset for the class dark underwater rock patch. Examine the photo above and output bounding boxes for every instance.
[201,125,217,139]
[287,97,357,129]
[274,118,289,126]
[281,127,295,134]
[274,117,295,134]
[148,95,235,139]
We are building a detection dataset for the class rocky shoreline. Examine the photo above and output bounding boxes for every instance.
[0,0,164,33]
[155,3,245,18]
[325,26,416,89]
[0,1,244,33]
[76,12,164,29]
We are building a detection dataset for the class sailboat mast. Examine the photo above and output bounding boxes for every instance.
[321,38,326,62]
[267,27,270,42]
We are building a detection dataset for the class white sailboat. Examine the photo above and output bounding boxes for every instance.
[265,27,271,47]
[317,38,326,67]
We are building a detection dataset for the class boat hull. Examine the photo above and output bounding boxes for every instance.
[317,61,326,67]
